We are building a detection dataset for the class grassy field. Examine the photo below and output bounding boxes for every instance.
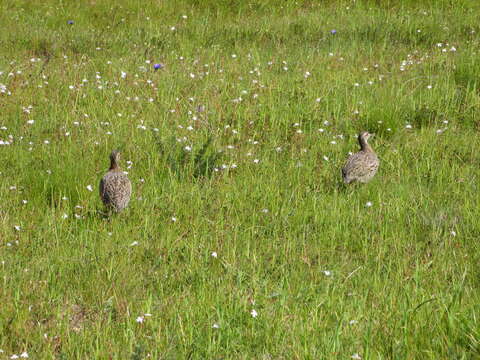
[1,0,480,358]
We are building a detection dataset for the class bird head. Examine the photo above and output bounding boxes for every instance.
[358,131,375,150]
[109,150,121,170]
[359,131,374,142]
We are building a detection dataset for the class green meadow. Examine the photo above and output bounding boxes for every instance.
[1,0,480,358]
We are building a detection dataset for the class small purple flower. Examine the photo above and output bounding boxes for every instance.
[153,63,164,71]
[330,29,337,35]
[67,20,74,25]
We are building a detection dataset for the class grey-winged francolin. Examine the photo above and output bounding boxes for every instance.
[99,150,132,212]
[342,131,379,184]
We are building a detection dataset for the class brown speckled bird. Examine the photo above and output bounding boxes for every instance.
[342,131,379,184]
[99,150,132,212]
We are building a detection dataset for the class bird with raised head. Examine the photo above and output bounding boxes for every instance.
[99,150,132,212]
[342,131,379,184]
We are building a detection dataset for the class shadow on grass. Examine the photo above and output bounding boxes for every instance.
[153,134,223,181]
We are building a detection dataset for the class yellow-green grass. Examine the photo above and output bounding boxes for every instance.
[1,0,480,358]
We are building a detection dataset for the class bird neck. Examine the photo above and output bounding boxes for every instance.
[109,159,120,171]
[359,137,372,152]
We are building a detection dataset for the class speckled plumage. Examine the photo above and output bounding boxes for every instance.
[342,131,379,184]
[99,150,131,212]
